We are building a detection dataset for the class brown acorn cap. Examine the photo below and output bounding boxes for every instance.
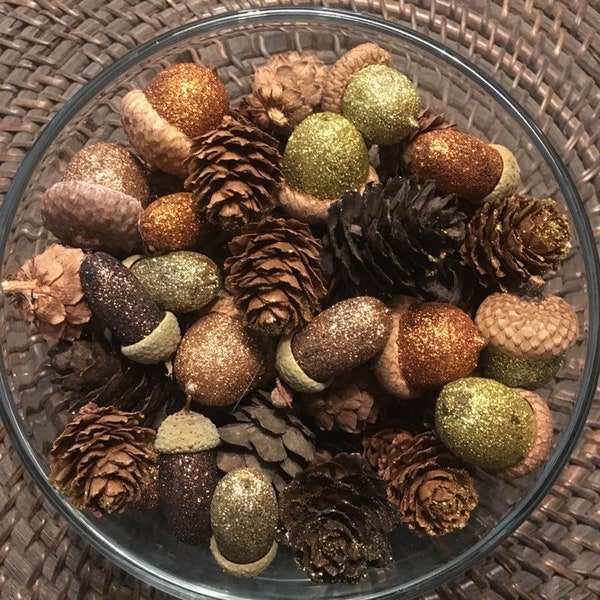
[497,389,553,479]
[121,89,191,179]
[155,409,220,454]
[210,537,278,578]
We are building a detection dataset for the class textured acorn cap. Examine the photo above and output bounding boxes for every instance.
[210,538,278,578]
[483,145,521,202]
[475,292,579,359]
[121,89,191,178]
[497,389,553,479]
[121,311,181,364]
[276,335,332,392]
[155,410,220,454]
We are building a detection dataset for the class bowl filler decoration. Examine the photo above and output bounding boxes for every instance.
[0,16,589,597]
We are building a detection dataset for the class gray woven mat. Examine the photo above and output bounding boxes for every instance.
[0,1,599,599]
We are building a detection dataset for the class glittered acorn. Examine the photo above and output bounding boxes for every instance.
[276,296,392,393]
[155,409,221,544]
[79,252,181,364]
[126,251,221,314]
[210,468,278,578]
[121,63,229,177]
[42,142,148,255]
[435,377,536,472]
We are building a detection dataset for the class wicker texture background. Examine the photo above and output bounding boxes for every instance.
[0,1,599,599]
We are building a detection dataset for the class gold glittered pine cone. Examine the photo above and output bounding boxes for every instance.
[184,114,282,233]
[242,51,328,136]
[49,402,157,516]
[1,244,91,342]
[380,430,478,536]
[224,216,327,336]
[462,194,571,290]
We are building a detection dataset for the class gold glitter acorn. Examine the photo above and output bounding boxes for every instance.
[210,468,278,577]
[276,296,392,392]
[127,251,221,314]
[42,142,148,255]
[155,409,221,544]
[397,302,486,391]
[281,112,370,201]
[403,129,504,203]
[174,312,273,407]
[121,63,229,177]
[139,192,212,252]
[341,64,421,145]
[435,377,536,472]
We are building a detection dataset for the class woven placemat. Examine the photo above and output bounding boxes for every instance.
[0,1,598,599]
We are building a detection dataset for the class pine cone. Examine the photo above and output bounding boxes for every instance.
[279,453,398,584]
[322,177,483,311]
[362,428,397,469]
[242,51,328,136]
[184,114,282,233]
[380,431,478,536]
[303,366,380,434]
[462,195,571,291]
[49,402,157,516]
[216,389,317,493]
[377,108,456,183]
[48,331,184,428]
[1,244,91,341]
[224,217,327,336]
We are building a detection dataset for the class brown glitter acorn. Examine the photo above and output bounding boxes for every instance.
[42,142,148,255]
[121,63,229,178]
[155,409,221,544]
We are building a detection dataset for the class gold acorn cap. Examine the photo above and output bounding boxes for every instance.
[155,409,220,454]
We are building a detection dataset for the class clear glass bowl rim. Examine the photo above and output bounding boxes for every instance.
[0,6,598,600]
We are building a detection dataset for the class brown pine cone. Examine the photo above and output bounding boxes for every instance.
[279,453,398,584]
[242,51,328,136]
[216,389,317,493]
[49,402,157,516]
[184,114,282,232]
[1,244,91,342]
[224,216,327,336]
[461,194,571,291]
[362,428,397,469]
[380,430,478,536]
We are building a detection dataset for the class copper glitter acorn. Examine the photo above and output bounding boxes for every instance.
[42,142,148,255]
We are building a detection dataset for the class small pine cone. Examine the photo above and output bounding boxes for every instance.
[243,51,328,136]
[280,453,398,584]
[48,331,183,428]
[184,114,282,232]
[462,194,571,290]
[49,402,157,516]
[216,389,317,493]
[224,217,327,336]
[362,428,397,469]
[380,431,478,536]
[1,244,91,342]
[303,366,380,434]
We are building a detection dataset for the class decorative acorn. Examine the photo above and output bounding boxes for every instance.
[276,296,392,392]
[210,468,279,578]
[155,409,221,544]
[42,142,148,255]
[79,252,181,364]
[126,251,221,314]
[121,63,229,177]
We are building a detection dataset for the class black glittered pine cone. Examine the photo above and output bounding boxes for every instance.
[48,331,183,428]
[216,389,317,493]
[461,194,571,291]
[279,452,398,584]
[322,177,483,311]
[224,216,327,336]
[184,114,282,233]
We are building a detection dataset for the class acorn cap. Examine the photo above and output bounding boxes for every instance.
[155,409,220,454]
[276,335,333,392]
[42,180,143,255]
[321,43,392,113]
[210,537,278,578]
[121,89,191,179]
[497,389,553,479]
[121,311,181,364]
[483,145,521,203]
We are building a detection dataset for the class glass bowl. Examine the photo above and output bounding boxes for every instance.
[0,6,598,600]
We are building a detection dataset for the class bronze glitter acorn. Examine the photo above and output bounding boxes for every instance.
[42,142,148,255]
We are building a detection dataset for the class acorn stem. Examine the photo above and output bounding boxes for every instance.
[520,276,546,300]
[1,280,38,295]
[184,395,192,411]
